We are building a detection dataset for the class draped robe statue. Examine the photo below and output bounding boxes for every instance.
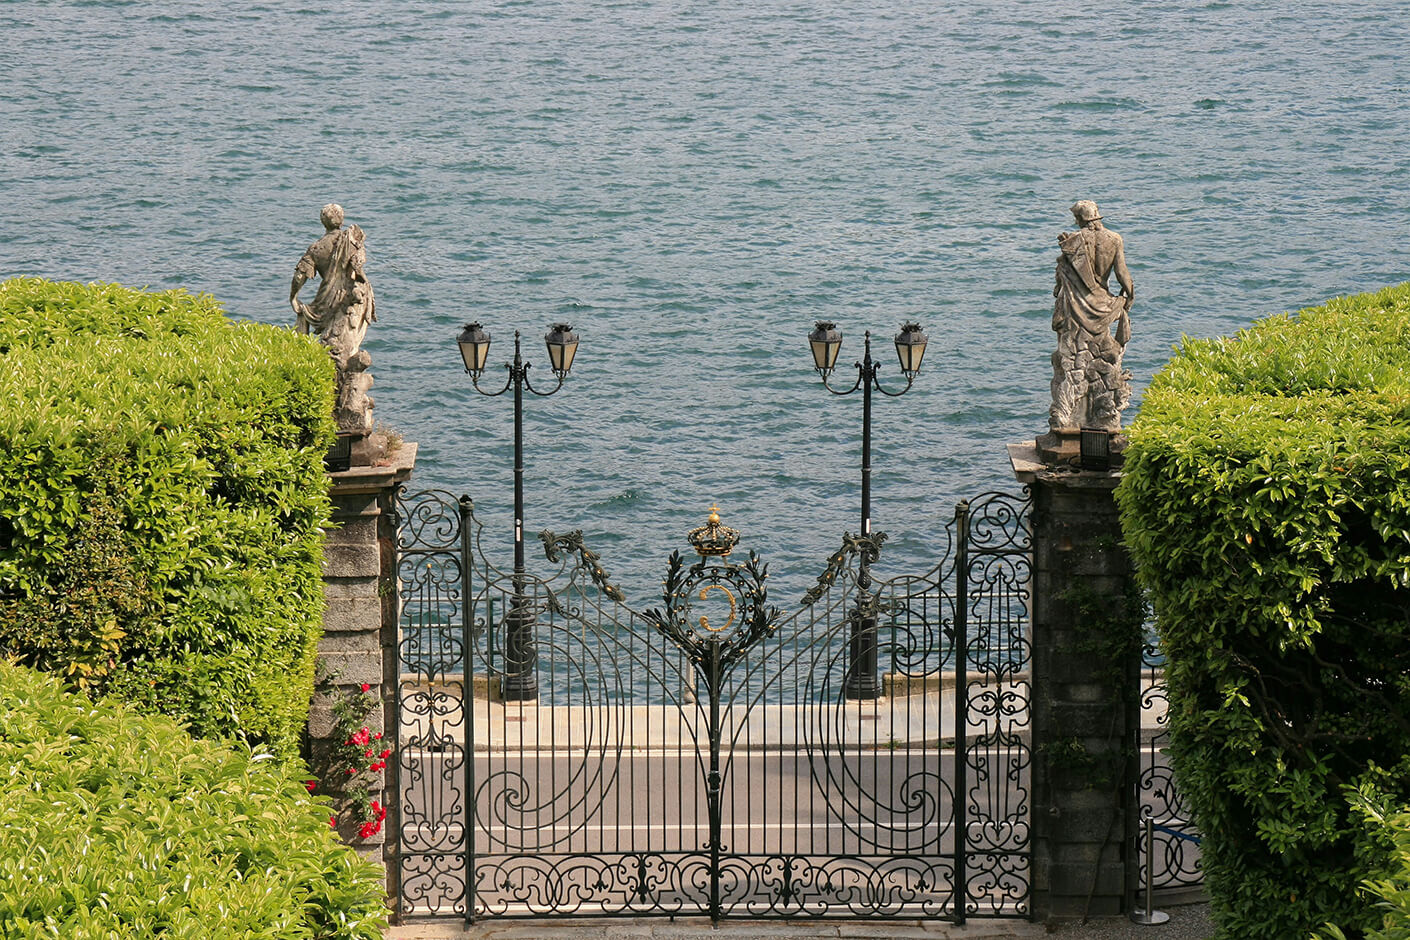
[290,204,377,434]
[1048,200,1133,433]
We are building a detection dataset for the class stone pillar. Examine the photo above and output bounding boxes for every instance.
[309,443,416,887]
[1011,442,1141,922]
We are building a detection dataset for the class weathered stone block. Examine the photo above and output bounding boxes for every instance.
[319,651,383,687]
[324,514,379,546]
[329,493,381,519]
[323,595,383,634]
[317,629,381,654]
[1046,702,1124,737]
[307,702,335,739]
[1046,862,1128,899]
[324,543,381,578]
[324,576,379,600]
[1041,805,1122,843]
[1061,682,1111,703]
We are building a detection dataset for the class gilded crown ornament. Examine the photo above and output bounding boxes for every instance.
[687,506,740,558]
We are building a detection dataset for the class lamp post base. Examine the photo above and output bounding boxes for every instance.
[500,674,539,702]
[501,606,539,702]
[842,674,884,701]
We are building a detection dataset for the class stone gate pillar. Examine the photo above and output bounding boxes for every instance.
[309,443,416,893]
[1011,443,1141,922]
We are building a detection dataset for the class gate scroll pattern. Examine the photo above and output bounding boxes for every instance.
[391,489,1031,924]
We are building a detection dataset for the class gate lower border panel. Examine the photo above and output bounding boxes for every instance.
[392,488,1032,923]
[400,851,1038,920]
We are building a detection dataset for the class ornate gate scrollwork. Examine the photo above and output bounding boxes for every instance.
[639,509,784,918]
[392,489,1032,924]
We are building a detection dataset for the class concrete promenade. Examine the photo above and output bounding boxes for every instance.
[388,899,1212,939]
[399,675,1170,751]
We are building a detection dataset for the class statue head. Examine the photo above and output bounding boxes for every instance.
[320,203,346,232]
[1070,200,1102,227]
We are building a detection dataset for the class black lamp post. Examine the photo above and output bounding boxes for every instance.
[807,320,928,700]
[457,321,580,701]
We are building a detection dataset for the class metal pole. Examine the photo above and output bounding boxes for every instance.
[954,499,969,924]
[844,331,882,700]
[1129,813,1169,925]
[501,331,538,701]
[861,330,872,540]
[706,638,723,923]
[459,495,478,924]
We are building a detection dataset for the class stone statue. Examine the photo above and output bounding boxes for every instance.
[290,204,376,435]
[1047,200,1133,433]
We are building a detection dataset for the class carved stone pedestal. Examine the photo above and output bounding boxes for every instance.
[1035,428,1128,468]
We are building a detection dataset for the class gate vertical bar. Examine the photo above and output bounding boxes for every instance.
[388,498,404,922]
[460,495,476,925]
[706,637,723,924]
[954,499,970,924]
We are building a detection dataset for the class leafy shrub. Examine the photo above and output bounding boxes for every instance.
[0,278,336,756]
[1116,283,1410,938]
[1317,787,1410,940]
[0,660,387,939]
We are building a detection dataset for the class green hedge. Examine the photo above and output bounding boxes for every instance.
[0,278,336,756]
[1116,283,1410,939]
[1317,788,1410,940]
[0,660,387,939]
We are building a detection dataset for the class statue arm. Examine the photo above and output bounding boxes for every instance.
[290,251,316,326]
[1112,235,1134,310]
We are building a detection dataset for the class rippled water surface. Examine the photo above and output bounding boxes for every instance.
[3,0,1408,594]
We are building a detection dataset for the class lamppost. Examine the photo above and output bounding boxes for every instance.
[807,320,928,700]
[456,321,581,701]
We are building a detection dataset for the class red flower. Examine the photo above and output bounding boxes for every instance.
[305,780,317,792]
[360,683,371,693]
[329,816,338,829]
[373,732,382,741]
[365,748,374,758]
[380,749,391,759]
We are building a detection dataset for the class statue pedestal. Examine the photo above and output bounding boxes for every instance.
[325,426,398,473]
[1035,428,1127,469]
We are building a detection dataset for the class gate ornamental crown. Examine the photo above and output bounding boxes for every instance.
[687,506,740,558]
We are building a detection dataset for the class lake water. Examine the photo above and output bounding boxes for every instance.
[3,0,1408,598]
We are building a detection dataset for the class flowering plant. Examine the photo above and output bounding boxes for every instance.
[308,672,391,840]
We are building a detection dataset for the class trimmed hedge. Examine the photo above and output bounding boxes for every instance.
[0,660,387,939]
[0,278,336,757]
[1117,283,1410,939]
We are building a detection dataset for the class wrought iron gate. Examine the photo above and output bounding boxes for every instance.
[1138,641,1203,893]
[391,489,1031,924]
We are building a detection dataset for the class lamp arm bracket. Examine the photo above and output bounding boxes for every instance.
[522,364,567,398]
[471,367,515,398]
[873,372,916,398]
[820,366,865,397]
